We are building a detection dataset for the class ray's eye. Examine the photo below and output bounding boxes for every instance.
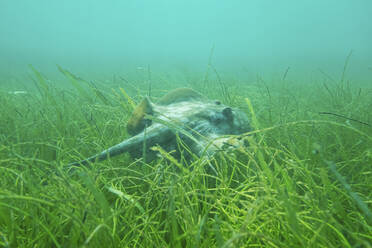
[222,107,233,120]
[215,100,221,105]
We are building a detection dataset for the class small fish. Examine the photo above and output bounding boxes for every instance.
[8,90,28,95]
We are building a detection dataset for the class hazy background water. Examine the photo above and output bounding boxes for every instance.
[1,0,371,81]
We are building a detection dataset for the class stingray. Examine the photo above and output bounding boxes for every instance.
[68,88,251,166]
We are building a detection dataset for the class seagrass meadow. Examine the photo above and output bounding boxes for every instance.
[0,65,371,247]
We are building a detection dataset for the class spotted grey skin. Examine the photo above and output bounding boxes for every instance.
[68,88,251,166]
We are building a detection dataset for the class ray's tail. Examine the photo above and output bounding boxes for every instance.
[67,126,173,167]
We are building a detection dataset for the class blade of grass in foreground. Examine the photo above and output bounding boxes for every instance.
[325,160,372,225]
[57,65,93,102]
[119,87,136,110]
[79,172,111,221]
[107,186,146,216]
[29,65,49,97]
[29,65,59,108]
